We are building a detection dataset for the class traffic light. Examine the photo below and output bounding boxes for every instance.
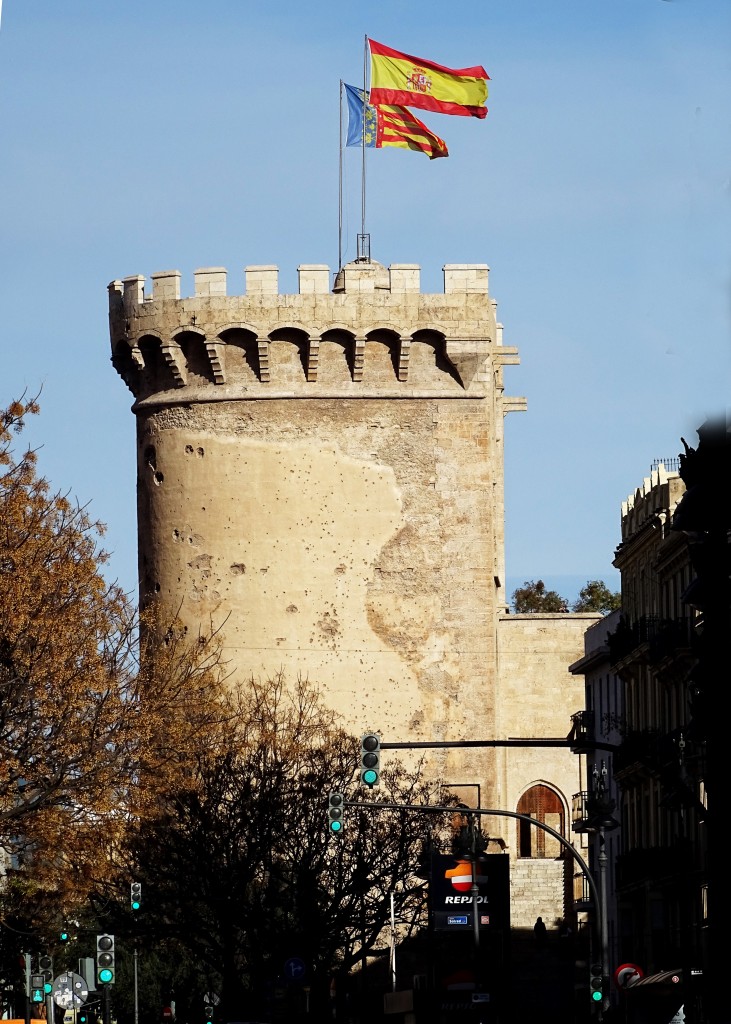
[96,934,115,985]
[589,963,604,1006]
[59,921,69,942]
[38,954,53,994]
[31,974,45,1003]
[360,733,381,788]
[328,792,344,834]
[204,1005,214,1023]
[131,881,142,911]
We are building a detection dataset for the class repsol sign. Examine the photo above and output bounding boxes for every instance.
[430,854,510,933]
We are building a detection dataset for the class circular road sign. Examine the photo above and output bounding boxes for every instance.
[52,972,89,1009]
[284,957,306,982]
[614,963,644,990]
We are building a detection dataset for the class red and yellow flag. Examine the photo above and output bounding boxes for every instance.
[378,103,448,158]
[369,39,489,119]
[345,84,448,159]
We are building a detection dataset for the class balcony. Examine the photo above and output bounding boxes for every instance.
[569,709,594,753]
[572,788,618,833]
[608,615,695,666]
[573,870,593,910]
[648,616,695,662]
[613,727,686,777]
[571,790,591,833]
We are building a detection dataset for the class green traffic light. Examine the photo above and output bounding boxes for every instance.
[131,900,140,910]
[99,969,114,984]
[591,990,602,1001]
[330,819,342,832]
[44,983,53,994]
[362,768,378,786]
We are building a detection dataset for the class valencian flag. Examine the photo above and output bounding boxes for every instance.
[345,83,448,160]
[369,38,489,119]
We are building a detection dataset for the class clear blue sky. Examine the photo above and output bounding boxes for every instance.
[1,1,729,604]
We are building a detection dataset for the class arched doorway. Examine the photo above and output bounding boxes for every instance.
[516,784,565,858]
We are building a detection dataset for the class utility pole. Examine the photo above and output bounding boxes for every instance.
[588,761,618,1020]
[134,949,139,1024]
[22,953,30,1024]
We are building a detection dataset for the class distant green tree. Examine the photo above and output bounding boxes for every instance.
[511,580,569,613]
[572,580,621,614]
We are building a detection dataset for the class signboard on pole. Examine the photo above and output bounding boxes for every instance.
[429,853,510,933]
[614,963,644,990]
[52,973,89,1009]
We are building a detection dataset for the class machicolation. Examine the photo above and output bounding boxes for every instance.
[108,259,523,406]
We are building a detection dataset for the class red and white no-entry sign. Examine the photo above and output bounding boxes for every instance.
[614,963,644,990]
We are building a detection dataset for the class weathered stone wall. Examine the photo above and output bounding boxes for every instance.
[510,858,567,929]
[494,614,599,846]
[109,259,526,804]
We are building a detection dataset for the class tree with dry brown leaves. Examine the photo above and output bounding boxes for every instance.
[0,396,228,907]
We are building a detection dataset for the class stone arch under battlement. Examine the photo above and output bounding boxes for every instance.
[115,320,494,398]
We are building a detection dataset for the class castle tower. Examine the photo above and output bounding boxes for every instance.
[108,258,526,808]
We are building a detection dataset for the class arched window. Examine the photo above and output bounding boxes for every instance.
[516,784,565,858]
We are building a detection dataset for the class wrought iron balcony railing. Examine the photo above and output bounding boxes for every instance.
[607,615,695,665]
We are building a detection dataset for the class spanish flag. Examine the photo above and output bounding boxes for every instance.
[369,39,489,119]
[345,84,448,160]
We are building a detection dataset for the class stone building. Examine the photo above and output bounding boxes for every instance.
[108,257,596,927]
[609,465,706,982]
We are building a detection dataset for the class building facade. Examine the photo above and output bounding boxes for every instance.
[597,464,707,1017]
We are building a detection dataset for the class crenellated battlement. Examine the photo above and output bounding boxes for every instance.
[108,259,523,405]
[619,464,685,541]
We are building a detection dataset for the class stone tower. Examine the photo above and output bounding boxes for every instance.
[108,258,526,809]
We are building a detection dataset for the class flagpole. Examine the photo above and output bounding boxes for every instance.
[361,34,367,257]
[338,79,343,272]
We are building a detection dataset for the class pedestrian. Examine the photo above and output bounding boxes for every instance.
[534,915,547,948]
[558,920,574,960]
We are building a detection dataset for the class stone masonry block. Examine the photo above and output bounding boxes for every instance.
[150,271,181,301]
[123,274,146,310]
[298,265,331,294]
[194,267,227,297]
[245,265,279,295]
[389,264,421,292]
[443,264,489,294]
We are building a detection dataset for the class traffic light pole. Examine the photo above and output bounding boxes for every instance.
[598,827,610,1014]
[134,949,139,1024]
[22,954,30,1024]
[379,738,619,752]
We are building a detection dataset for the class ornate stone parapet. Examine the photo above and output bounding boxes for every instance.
[108,259,524,407]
